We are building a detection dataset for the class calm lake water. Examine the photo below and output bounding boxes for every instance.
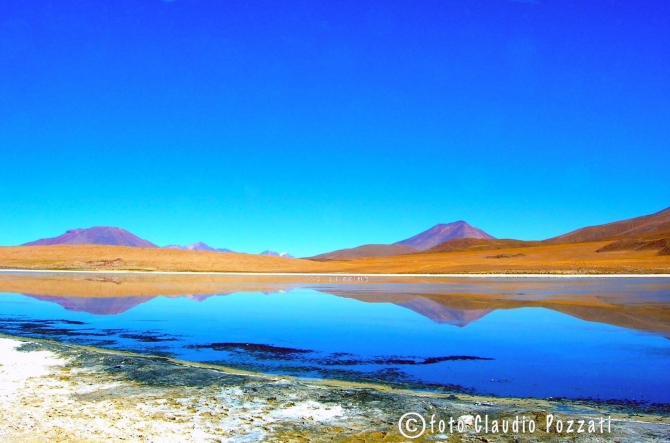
[1,273,669,403]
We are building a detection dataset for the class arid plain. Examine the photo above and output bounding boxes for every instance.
[0,239,667,274]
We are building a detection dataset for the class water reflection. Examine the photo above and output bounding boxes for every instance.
[3,272,668,334]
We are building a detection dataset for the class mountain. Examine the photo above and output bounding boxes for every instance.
[308,221,494,260]
[546,207,670,244]
[22,227,157,248]
[260,250,294,258]
[393,221,495,251]
[309,244,418,260]
[164,242,232,252]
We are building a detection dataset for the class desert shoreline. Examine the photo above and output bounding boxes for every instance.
[1,268,669,278]
[1,333,668,443]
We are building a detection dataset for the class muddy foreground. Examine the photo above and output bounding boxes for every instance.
[0,336,668,442]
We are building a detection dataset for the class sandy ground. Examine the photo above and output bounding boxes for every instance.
[0,242,669,274]
[0,337,668,442]
[0,337,377,443]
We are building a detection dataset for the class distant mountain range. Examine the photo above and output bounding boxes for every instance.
[21,227,157,248]
[162,245,292,257]
[16,207,670,259]
[260,250,294,258]
[165,242,233,253]
[21,228,287,256]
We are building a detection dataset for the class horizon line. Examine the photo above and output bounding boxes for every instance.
[1,269,669,278]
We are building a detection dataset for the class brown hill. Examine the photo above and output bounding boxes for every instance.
[596,238,670,256]
[422,238,539,254]
[546,207,670,244]
[22,227,157,248]
[315,241,669,274]
[544,207,670,256]
[309,244,417,260]
[394,221,495,251]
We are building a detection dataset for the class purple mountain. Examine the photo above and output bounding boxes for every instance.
[394,221,494,251]
[22,227,157,248]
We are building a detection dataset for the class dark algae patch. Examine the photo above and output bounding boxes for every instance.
[189,342,313,355]
[364,355,493,365]
[318,353,494,366]
[0,317,183,356]
[184,342,496,394]
[188,342,492,365]
[55,319,87,325]
[118,332,179,343]
[1,319,109,338]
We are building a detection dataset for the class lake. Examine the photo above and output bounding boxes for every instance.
[1,272,669,403]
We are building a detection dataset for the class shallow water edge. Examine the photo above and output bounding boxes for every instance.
[1,332,669,443]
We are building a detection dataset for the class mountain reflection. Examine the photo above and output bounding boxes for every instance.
[2,272,669,336]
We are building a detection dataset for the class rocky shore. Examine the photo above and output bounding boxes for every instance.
[0,336,668,442]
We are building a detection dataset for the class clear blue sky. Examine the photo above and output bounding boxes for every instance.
[1,0,668,256]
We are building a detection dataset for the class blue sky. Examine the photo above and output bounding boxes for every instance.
[1,0,668,256]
